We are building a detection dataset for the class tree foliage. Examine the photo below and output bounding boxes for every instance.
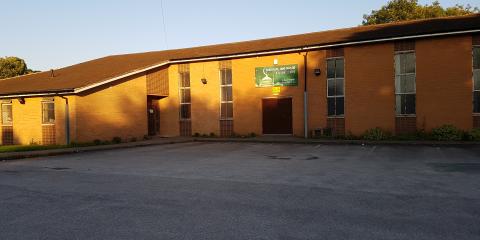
[363,0,479,25]
[0,57,37,79]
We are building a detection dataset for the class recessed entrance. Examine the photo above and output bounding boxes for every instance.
[147,96,161,136]
[262,97,293,135]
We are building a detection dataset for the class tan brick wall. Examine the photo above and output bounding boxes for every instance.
[11,98,42,145]
[232,53,305,136]
[416,35,473,131]
[190,61,221,135]
[345,43,396,136]
[307,50,327,134]
[158,65,180,137]
[75,74,148,142]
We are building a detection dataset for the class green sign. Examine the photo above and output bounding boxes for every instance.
[255,64,298,87]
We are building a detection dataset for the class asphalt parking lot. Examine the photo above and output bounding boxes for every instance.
[1,142,479,240]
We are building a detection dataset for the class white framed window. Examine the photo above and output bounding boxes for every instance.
[395,51,416,115]
[474,46,480,113]
[327,57,344,116]
[179,71,191,120]
[220,68,233,120]
[42,101,55,124]
[1,102,12,126]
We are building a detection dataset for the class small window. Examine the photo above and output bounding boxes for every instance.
[42,101,55,124]
[395,52,416,115]
[1,103,12,126]
[179,70,191,120]
[326,58,345,116]
[220,66,233,120]
[474,47,480,113]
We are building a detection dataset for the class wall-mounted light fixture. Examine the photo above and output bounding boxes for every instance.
[18,97,25,104]
[314,69,321,76]
[201,78,208,85]
[273,59,278,65]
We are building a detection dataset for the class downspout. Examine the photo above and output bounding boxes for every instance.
[60,96,70,145]
[303,52,309,139]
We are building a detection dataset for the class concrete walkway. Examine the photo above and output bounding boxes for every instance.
[1,136,479,161]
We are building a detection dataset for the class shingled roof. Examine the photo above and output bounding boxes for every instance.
[1,14,480,97]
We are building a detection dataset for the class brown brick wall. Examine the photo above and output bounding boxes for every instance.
[345,43,395,136]
[42,125,56,145]
[327,118,345,136]
[147,67,169,96]
[396,117,417,134]
[416,35,472,131]
[1,126,13,145]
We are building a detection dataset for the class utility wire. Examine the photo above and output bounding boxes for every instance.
[160,0,169,49]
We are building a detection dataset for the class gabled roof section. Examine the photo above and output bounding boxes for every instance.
[1,14,479,97]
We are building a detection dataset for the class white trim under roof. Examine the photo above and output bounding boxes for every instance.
[1,28,480,98]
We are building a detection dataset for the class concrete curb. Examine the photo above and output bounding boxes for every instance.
[193,137,480,147]
[0,138,193,161]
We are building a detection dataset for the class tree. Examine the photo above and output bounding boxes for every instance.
[0,57,36,79]
[363,0,479,25]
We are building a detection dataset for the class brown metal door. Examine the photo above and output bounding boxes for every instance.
[147,98,160,136]
[262,98,293,134]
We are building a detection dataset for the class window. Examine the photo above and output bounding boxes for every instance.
[42,101,55,124]
[395,51,416,115]
[220,68,233,119]
[1,103,12,126]
[327,58,344,116]
[179,71,191,120]
[474,47,480,113]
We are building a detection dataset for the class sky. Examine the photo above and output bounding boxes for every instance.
[1,0,478,70]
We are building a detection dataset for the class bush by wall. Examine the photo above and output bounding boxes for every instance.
[468,128,480,141]
[431,125,464,141]
[363,128,391,141]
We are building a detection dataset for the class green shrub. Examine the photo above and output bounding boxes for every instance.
[363,128,390,141]
[93,139,102,145]
[209,132,216,137]
[193,132,200,137]
[468,128,480,141]
[249,132,257,138]
[112,137,122,144]
[322,128,332,137]
[130,137,137,142]
[431,125,463,141]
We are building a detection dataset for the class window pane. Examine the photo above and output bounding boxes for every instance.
[327,59,335,78]
[474,47,480,70]
[221,102,233,119]
[474,91,480,113]
[336,97,344,115]
[1,104,12,125]
[42,102,55,124]
[396,94,416,115]
[404,94,416,114]
[221,69,232,85]
[221,86,232,102]
[335,78,344,96]
[327,98,335,116]
[327,79,335,96]
[180,104,191,119]
[404,53,415,74]
[475,70,480,91]
[395,55,401,75]
[335,59,344,78]
[180,89,191,103]
[395,95,402,115]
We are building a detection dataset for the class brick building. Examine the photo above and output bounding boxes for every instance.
[1,14,480,145]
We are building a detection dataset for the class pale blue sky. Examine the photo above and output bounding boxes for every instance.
[1,0,478,70]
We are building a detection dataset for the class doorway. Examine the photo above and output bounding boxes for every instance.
[262,97,293,135]
[147,97,160,136]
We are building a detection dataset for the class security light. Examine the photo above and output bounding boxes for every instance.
[201,78,208,85]
[314,69,321,76]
